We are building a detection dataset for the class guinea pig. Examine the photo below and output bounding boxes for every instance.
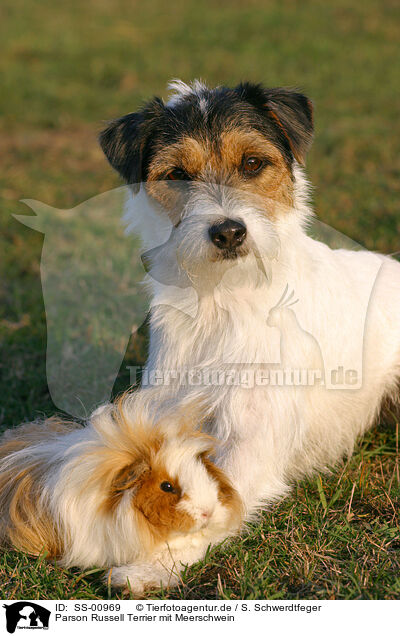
[0,389,243,594]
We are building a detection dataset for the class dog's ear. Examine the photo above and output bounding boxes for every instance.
[99,98,164,187]
[236,84,314,165]
[264,88,314,164]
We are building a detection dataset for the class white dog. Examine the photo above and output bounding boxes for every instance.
[100,78,400,512]
[101,79,400,587]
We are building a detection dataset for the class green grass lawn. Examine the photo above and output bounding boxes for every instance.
[0,0,399,600]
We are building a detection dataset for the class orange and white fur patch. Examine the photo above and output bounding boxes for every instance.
[0,390,242,593]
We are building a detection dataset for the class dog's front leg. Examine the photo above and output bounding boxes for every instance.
[214,391,295,517]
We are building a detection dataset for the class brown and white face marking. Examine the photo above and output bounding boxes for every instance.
[91,401,243,548]
[106,437,241,542]
[109,455,196,535]
[100,81,313,271]
[146,128,294,223]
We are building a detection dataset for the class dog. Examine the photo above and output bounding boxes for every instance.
[99,79,400,521]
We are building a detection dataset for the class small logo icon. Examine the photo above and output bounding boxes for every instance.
[3,602,50,633]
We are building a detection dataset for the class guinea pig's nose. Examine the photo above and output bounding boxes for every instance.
[201,509,212,520]
[208,219,247,250]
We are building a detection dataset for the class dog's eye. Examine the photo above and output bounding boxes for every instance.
[166,168,189,181]
[160,481,175,493]
[242,156,263,174]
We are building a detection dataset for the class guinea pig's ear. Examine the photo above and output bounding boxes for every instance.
[99,97,165,190]
[236,83,314,165]
[111,458,149,495]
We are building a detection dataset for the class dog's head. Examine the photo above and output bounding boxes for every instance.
[99,81,313,286]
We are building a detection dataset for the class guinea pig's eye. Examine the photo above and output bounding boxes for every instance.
[160,481,175,493]
[166,168,190,181]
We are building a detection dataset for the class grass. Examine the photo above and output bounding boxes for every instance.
[0,0,399,600]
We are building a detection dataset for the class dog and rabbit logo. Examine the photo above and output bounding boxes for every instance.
[14,183,384,417]
[3,602,50,633]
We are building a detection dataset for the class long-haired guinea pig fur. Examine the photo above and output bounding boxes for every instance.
[0,389,243,593]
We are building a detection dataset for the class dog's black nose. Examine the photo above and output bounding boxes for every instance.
[208,220,247,250]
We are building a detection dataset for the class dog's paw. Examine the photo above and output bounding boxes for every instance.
[108,562,180,596]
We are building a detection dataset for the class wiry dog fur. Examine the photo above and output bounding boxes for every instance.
[100,79,400,520]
